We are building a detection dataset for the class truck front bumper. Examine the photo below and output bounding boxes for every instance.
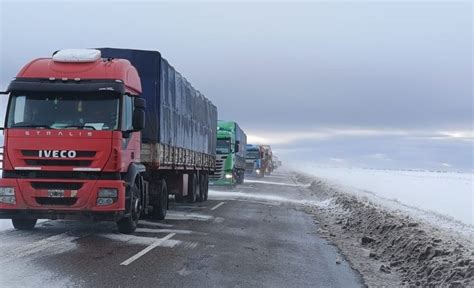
[0,209,124,221]
[0,177,126,221]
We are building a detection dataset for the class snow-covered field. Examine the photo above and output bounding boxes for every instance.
[296,165,473,228]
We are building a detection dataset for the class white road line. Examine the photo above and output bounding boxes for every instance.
[135,228,205,235]
[211,201,225,211]
[120,233,176,266]
[140,220,174,228]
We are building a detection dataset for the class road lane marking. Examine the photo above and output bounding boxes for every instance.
[136,228,206,235]
[211,202,225,211]
[120,233,176,266]
[139,220,174,228]
[166,211,214,221]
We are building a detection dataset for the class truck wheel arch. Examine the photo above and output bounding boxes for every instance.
[122,163,147,214]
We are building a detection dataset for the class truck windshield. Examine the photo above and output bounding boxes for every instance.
[6,92,120,131]
[216,139,232,154]
[246,150,260,159]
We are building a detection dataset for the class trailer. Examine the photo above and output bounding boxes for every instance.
[0,48,217,234]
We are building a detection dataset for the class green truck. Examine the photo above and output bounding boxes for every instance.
[210,120,247,186]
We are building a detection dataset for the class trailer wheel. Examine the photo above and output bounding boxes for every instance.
[187,173,198,203]
[203,174,209,201]
[117,183,141,234]
[197,174,206,202]
[150,179,167,220]
[12,218,37,230]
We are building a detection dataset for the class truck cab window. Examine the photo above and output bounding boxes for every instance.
[6,92,120,130]
[122,95,134,131]
[216,138,232,154]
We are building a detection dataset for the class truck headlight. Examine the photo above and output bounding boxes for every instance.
[97,198,114,206]
[225,173,233,179]
[97,188,118,206]
[98,188,118,198]
[0,196,16,204]
[0,187,15,196]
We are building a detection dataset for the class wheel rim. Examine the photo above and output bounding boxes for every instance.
[132,191,141,222]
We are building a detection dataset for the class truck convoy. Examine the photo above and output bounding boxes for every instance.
[0,48,217,234]
[210,120,247,186]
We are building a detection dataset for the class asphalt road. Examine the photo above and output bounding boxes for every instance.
[0,172,364,288]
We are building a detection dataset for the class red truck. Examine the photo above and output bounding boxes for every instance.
[0,48,217,234]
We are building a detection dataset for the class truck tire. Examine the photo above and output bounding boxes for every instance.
[12,218,37,230]
[186,173,198,203]
[197,174,206,202]
[117,183,141,234]
[150,179,167,220]
[203,174,209,201]
[236,171,245,184]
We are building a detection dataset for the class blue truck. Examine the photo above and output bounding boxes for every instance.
[245,144,264,177]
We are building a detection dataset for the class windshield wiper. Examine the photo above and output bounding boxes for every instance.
[63,125,97,130]
[11,124,51,129]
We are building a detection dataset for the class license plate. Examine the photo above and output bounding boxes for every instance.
[48,189,65,198]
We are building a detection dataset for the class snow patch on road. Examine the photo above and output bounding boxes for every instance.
[209,189,335,209]
[0,219,12,231]
[99,233,180,247]
[0,231,81,287]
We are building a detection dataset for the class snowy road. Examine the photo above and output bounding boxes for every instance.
[0,173,363,288]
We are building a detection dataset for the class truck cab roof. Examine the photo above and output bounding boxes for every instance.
[13,49,141,95]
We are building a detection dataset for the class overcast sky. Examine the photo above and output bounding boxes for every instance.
[0,1,472,171]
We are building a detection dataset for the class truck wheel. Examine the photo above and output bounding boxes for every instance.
[117,183,141,234]
[186,173,198,203]
[236,172,245,185]
[150,179,167,220]
[203,174,209,201]
[12,218,37,230]
[197,174,206,202]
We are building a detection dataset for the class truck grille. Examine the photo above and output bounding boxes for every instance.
[210,155,227,180]
[35,197,77,206]
[21,150,96,157]
[25,159,92,167]
[31,182,83,190]
[21,150,96,167]
[246,161,255,171]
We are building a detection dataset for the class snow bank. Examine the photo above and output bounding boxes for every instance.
[298,165,473,226]
[294,173,474,287]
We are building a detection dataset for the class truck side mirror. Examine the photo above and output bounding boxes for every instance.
[134,97,146,109]
[235,141,240,153]
[132,98,146,131]
[132,109,145,131]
